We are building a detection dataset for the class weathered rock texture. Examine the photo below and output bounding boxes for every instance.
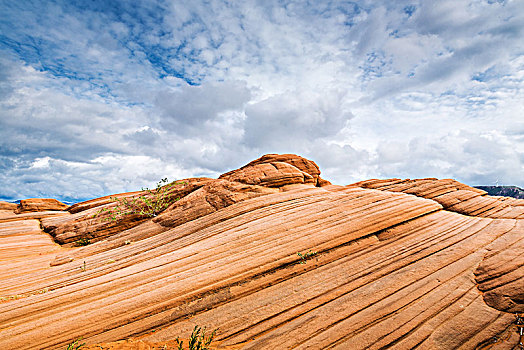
[0,197,69,225]
[219,153,331,187]
[15,198,69,213]
[0,155,522,350]
[0,201,17,211]
[351,178,524,219]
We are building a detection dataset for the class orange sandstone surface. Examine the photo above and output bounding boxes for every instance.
[0,154,522,349]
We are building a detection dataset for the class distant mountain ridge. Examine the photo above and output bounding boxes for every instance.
[475,185,524,199]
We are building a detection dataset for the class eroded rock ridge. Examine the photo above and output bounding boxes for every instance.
[0,154,522,350]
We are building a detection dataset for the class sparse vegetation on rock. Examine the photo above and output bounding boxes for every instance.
[74,238,91,246]
[65,337,85,350]
[175,326,216,350]
[297,249,317,264]
[94,178,186,222]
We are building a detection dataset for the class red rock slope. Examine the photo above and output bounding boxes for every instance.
[0,154,522,350]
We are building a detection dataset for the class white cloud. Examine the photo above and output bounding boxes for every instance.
[155,80,251,136]
[0,0,523,201]
[0,153,204,202]
[244,88,353,149]
[374,130,524,186]
[30,157,52,169]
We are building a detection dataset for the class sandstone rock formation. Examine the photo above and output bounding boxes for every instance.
[351,178,524,219]
[0,197,69,224]
[15,198,69,213]
[219,153,331,187]
[0,201,17,211]
[0,201,18,221]
[0,155,522,350]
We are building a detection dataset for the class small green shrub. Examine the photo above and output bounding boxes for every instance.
[94,178,186,222]
[74,238,91,246]
[175,325,216,350]
[297,249,317,264]
[66,337,85,350]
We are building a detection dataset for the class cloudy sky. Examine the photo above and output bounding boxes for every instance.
[1,0,523,202]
